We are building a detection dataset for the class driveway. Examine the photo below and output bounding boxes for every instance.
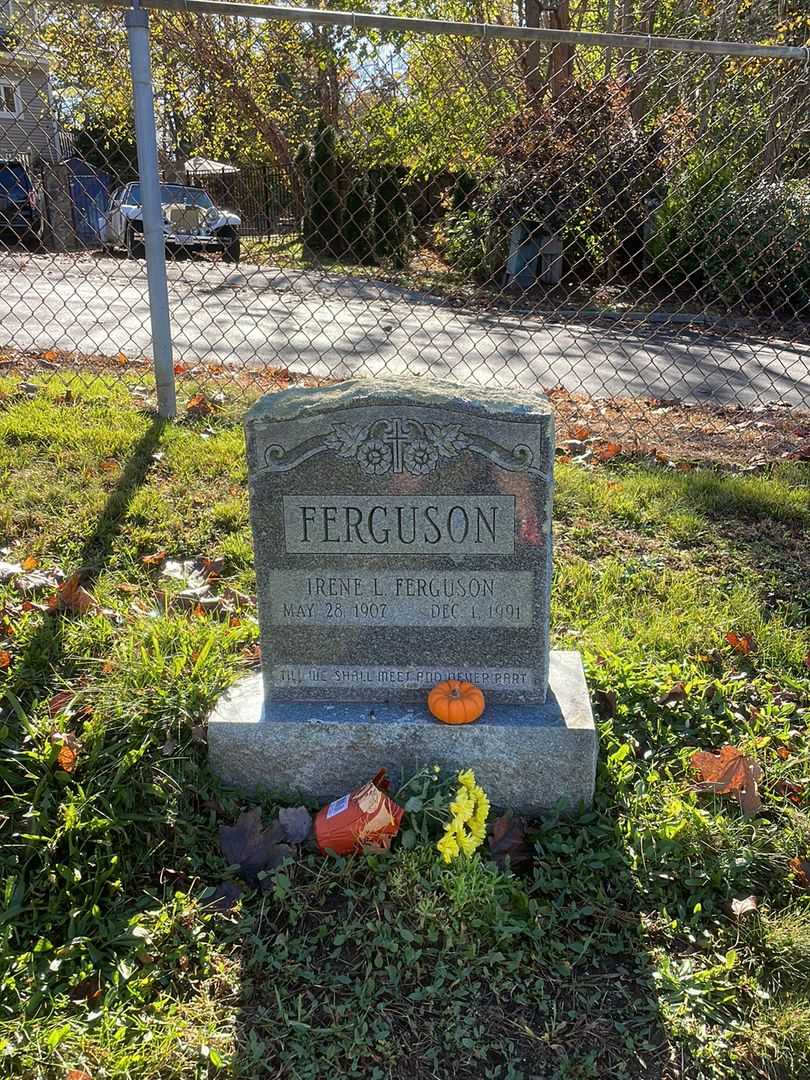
[1,250,808,406]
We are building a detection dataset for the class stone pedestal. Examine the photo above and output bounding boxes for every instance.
[208,650,596,815]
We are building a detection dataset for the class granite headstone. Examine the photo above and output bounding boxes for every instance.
[208,377,597,813]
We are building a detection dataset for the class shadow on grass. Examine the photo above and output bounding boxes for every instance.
[227,773,675,1079]
[9,415,166,701]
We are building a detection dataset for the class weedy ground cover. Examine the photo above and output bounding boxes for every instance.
[0,375,808,1079]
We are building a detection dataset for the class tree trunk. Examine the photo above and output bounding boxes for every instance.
[548,0,574,102]
[522,0,545,106]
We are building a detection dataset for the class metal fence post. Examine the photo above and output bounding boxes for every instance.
[126,4,177,418]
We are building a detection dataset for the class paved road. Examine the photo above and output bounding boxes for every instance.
[1,251,808,406]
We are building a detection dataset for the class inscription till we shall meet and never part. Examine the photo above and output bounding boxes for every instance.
[245,380,554,705]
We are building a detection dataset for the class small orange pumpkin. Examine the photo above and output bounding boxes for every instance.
[427,679,485,726]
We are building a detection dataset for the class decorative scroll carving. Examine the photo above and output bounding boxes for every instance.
[262,416,540,475]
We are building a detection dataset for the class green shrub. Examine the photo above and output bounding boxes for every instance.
[650,158,810,315]
[435,203,506,283]
[372,167,414,268]
[298,124,342,256]
[342,173,374,263]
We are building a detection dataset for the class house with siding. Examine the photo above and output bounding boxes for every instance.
[0,0,59,165]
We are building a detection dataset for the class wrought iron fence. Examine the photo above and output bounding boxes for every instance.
[0,0,808,449]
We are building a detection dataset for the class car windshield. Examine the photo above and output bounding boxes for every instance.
[125,184,214,209]
[0,164,31,201]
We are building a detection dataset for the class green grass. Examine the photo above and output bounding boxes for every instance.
[0,376,809,1079]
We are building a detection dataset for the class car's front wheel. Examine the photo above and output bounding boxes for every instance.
[126,224,144,260]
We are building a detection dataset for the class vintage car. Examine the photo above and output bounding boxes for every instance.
[99,182,241,262]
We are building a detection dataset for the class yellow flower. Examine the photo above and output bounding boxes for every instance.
[473,789,490,825]
[436,829,460,863]
[468,818,486,842]
[449,791,473,822]
[436,770,491,864]
[457,769,476,790]
[458,830,478,857]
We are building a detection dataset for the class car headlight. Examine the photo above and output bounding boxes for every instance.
[205,209,219,225]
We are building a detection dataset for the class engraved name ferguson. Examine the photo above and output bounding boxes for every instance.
[293,501,505,546]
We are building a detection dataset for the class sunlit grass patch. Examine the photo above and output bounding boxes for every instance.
[0,386,807,1079]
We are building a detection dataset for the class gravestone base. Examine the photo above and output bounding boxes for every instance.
[207,651,596,815]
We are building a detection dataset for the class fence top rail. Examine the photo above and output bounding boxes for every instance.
[68,0,810,62]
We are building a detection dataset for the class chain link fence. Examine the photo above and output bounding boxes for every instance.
[0,0,808,454]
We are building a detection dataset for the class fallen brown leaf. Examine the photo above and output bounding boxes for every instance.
[659,681,688,705]
[141,550,167,566]
[789,857,810,889]
[594,688,617,717]
[219,807,290,883]
[488,815,531,868]
[54,574,97,614]
[240,643,261,668]
[776,746,792,761]
[730,895,758,919]
[186,393,213,417]
[593,441,622,462]
[0,648,10,669]
[21,554,37,571]
[48,690,75,717]
[69,974,102,1003]
[725,631,756,655]
[67,1070,94,1080]
[774,779,805,805]
[691,745,763,816]
[53,732,80,773]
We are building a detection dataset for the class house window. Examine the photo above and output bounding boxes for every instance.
[0,81,17,116]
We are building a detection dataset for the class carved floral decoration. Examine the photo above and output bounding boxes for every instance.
[325,418,469,476]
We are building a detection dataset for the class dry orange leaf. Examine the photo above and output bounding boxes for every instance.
[173,362,189,374]
[776,746,792,761]
[186,393,213,417]
[141,550,167,566]
[55,574,97,614]
[594,442,622,462]
[67,1071,94,1080]
[116,351,128,366]
[725,631,755,655]
[789,857,810,890]
[0,649,10,669]
[691,745,763,816]
[57,744,78,772]
[570,425,590,441]
[21,554,38,571]
[52,732,80,773]
[43,349,59,362]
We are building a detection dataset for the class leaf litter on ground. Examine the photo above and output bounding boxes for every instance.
[218,805,313,884]
[488,815,531,869]
[691,745,763,816]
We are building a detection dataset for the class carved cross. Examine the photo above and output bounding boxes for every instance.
[381,418,409,474]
